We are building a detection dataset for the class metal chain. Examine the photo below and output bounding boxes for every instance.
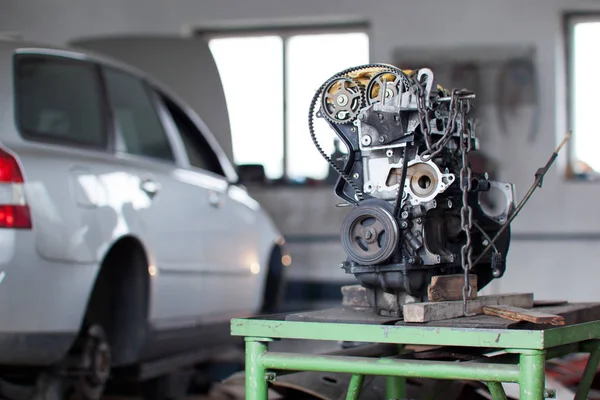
[458,98,474,317]
[414,77,474,315]
[413,77,433,153]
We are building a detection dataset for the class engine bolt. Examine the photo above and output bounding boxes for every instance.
[482,239,489,246]
[377,113,384,121]
[361,135,372,146]
[336,94,349,106]
[400,221,408,229]
[265,372,277,381]
[401,211,409,219]
[358,113,366,121]
[351,127,356,132]
[353,173,360,179]
[447,199,453,208]
[416,218,422,224]
[408,258,415,264]
[379,135,387,143]
[386,149,394,157]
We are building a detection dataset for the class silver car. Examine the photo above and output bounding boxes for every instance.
[0,39,286,398]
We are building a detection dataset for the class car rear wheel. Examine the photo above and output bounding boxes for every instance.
[0,324,111,400]
[72,325,111,400]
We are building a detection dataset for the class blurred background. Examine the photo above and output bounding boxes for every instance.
[3,1,600,398]
[2,0,600,308]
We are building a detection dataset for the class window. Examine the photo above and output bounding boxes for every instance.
[206,27,369,182]
[161,95,225,176]
[15,55,106,148]
[566,14,600,178]
[103,68,174,162]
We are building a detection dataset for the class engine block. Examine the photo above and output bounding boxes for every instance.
[309,64,516,315]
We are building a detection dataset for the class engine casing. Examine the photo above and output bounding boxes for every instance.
[311,65,515,315]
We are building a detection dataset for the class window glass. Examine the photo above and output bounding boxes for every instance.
[209,36,284,179]
[571,21,600,173]
[15,55,106,147]
[208,31,368,182]
[103,68,174,162]
[286,32,369,181]
[162,95,225,176]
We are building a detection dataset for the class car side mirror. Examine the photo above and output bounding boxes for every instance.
[236,164,267,185]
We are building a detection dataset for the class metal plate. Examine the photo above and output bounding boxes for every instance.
[285,307,400,325]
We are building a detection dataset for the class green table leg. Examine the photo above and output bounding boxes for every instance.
[346,374,365,400]
[519,350,546,400]
[487,382,508,400]
[386,375,406,399]
[575,340,600,400]
[246,338,269,400]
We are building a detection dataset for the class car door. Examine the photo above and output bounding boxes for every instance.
[101,66,216,328]
[152,90,262,315]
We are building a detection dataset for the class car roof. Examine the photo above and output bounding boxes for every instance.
[1,38,164,87]
[0,38,238,182]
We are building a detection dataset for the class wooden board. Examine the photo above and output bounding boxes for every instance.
[396,313,523,329]
[483,305,565,326]
[533,303,600,326]
[397,302,600,329]
[402,293,534,323]
[427,274,477,302]
[533,299,568,307]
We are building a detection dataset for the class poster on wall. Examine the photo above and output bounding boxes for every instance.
[392,45,539,144]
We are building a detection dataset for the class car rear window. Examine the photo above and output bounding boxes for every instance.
[14,54,107,148]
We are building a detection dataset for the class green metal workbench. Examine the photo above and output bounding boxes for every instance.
[231,305,600,400]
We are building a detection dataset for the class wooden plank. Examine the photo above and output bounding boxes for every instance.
[531,303,600,326]
[427,274,477,302]
[396,302,600,329]
[533,299,568,307]
[402,293,534,323]
[396,313,522,329]
[483,305,566,326]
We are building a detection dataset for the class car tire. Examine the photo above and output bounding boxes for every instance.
[0,324,111,400]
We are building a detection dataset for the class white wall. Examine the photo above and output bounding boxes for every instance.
[4,0,600,301]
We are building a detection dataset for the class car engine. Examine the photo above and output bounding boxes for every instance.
[309,64,516,315]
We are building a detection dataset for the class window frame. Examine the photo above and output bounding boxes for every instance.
[154,89,227,178]
[13,52,111,151]
[100,65,179,165]
[197,23,370,183]
[563,11,600,180]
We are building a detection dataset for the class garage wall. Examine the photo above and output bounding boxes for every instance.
[3,0,600,302]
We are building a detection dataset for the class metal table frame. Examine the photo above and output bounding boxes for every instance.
[231,317,600,400]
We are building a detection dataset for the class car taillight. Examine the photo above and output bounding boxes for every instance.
[0,149,31,229]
